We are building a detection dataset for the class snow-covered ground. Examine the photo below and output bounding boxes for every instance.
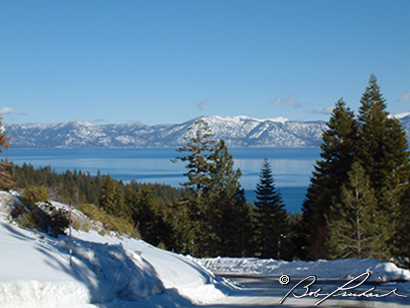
[1,191,410,307]
[197,257,410,282]
[0,192,231,308]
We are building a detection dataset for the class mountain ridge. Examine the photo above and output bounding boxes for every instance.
[3,114,410,149]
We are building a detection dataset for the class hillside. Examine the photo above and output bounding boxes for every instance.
[0,191,230,307]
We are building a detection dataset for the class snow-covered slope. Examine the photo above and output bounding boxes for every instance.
[3,116,328,149]
[0,192,229,308]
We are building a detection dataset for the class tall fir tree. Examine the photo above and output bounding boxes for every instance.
[327,161,389,260]
[300,99,359,259]
[171,119,216,256]
[253,157,288,259]
[357,74,410,258]
[203,140,251,257]
[172,119,215,199]
[357,75,410,199]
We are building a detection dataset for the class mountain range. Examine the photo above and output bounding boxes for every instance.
[3,114,410,149]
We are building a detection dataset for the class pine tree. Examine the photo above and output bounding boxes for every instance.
[98,175,129,219]
[253,157,288,259]
[172,119,215,199]
[208,139,242,197]
[132,188,173,248]
[300,99,358,259]
[357,74,410,258]
[125,185,139,227]
[358,74,396,197]
[327,161,389,260]
[172,123,252,257]
[171,119,216,256]
[204,140,251,257]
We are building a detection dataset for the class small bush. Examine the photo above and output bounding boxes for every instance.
[41,202,70,237]
[157,241,167,250]
[20,187,49,208]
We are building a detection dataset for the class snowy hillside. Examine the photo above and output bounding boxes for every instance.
[0,192,230,308]
[3,116,328,149]
[1,191,410,307]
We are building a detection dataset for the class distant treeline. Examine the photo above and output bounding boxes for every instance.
[3,161,189,208]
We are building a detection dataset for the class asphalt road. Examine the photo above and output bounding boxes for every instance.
[201,275,410,308]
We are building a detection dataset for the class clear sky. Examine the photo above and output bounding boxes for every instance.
[1,0,409,126]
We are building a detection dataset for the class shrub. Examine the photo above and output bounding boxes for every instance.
[40,202,70,237]
[20,186,49,208]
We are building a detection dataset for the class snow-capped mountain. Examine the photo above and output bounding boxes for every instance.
[3,114,410,149]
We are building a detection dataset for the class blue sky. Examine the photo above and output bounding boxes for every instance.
[1,0,409,125]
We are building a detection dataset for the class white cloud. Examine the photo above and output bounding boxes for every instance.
[197,99,210,110]
[321,106,334,114]
[0,107,16,115]
[269,95,301,108]
[398,92,410,102]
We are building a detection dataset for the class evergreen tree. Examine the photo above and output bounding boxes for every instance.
[172,119,215,199]
[327,161,389,260]
[131,188,173,248]
[203,140,251,257]
[253,157,288,259]
[125,185,139,227]
[98,175,129,219]
[357,74,410,257]
[300,99,359,259]
[172,122,252,257]
[171,119,216,256]
[166,199,197,255]
[357,74,407,198]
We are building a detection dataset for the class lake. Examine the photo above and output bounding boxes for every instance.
[2,148,321,213]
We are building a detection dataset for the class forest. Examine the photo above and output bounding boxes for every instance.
[1,74,409,266]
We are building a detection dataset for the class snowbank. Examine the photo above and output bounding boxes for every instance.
[196,257,410,282]
[0,192,228,308]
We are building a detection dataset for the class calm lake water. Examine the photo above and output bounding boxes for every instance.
[2,148,321,213]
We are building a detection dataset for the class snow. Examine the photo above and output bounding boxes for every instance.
[392,112,410,119]
[1,191,410,307]
[201,115,290,124]
[0,192,229,308]
[196,257,410,282]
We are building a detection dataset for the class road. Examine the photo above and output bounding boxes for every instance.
[201,275,410,307]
